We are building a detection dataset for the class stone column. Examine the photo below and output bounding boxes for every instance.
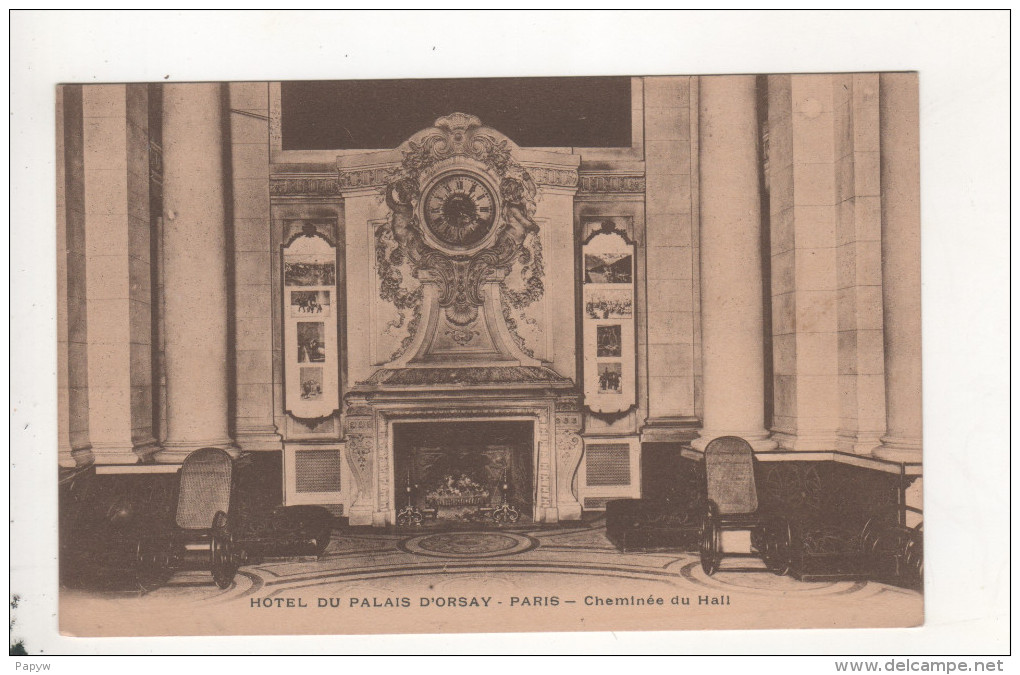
[81,84,158,464]
[158,83,234,461]
[768,75,842,452]
[833,74,887,455]
[57,85,94,467]
[229,82,282,451]
[873,74,922,463]
[692,76,776,451]
[643,76,699,432]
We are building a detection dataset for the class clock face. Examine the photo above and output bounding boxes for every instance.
[422,173,497,249]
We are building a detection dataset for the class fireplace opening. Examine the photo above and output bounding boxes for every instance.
[392,421,534,525]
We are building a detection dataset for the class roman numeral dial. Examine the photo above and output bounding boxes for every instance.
[422,173,498,249]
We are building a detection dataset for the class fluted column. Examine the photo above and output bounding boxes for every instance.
[158,83,234,461]
[873,74,922,463]
[692,76,775,451]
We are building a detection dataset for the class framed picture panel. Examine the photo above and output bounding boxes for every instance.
[582,219,636,415]
[282,230,340,419]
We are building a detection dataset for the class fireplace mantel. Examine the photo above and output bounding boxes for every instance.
[344,380,582,526]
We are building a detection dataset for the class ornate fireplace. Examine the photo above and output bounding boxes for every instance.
[339,113,584,526]
[392,421,533,523]
[345,383,582,526]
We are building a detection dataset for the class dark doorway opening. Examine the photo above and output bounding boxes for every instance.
[640,443,685,503]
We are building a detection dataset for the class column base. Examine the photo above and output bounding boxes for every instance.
[90,439,159,464]
[835,432,885,455]
[534,506,560,523]
[235,426,284,452]
[157,438,238,463]
[640,416,701,443]
[556,501,583,520]
[872,436,922,463]
[772,430,839,452]
[59,445,95,469]
[691,430,777,452]
[346,506,375,527]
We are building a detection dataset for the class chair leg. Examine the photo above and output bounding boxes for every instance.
[211,511,238,590]
[760,516,792,576]
[699,502,720,576]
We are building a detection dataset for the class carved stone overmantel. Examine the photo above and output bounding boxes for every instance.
[368,113,577,369]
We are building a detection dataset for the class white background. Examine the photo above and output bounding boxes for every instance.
[8,9,1011,664]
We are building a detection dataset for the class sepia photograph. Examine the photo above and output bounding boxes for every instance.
[296,322,326,363]
[596,325,623,358]
[596,362,624,394]
[299,367,324,400]
[585,289,634,320]
[9,9,1009,661]
[584,251,633,284]
[284,258,336,287]
[290,290,331,317]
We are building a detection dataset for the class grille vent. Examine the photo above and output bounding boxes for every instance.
[295,449,342,493]
[585,443,631,486]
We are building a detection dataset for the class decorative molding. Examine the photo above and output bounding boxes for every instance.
[344,431,374,520]
[338,167,393,190]
[346,438,372,473]
[577,173,646,194]
[555,412,583,431]
[270,177,342,197]
[526,166,579,188]
[555,428,584,504]
[283,219,337,247]
[444,327,479,345]
[361,365,572,388]
[376,416,392,513]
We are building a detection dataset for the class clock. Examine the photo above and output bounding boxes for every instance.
[422,173,497,249]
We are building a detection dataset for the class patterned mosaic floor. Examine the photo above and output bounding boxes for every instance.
[60,517,923,636]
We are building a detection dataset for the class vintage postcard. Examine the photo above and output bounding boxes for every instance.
[51,71,927,638]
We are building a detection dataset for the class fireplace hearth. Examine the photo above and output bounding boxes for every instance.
[393,421,533,524]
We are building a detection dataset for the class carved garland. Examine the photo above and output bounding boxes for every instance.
[375,227,424,361]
